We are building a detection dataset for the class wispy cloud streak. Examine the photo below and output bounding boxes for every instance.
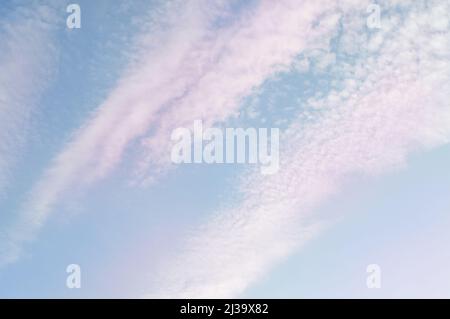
[134,0,340,183]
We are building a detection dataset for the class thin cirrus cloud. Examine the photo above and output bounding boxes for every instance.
[147,0,450,298]
[0,3,59,199]
[0,0,339,265]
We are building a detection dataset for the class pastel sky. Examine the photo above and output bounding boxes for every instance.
[1,0,450,298]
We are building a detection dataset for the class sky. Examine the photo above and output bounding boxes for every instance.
[0,0,450,298]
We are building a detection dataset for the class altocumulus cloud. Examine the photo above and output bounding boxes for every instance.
[0,0,449,300]
[145,0,450,298]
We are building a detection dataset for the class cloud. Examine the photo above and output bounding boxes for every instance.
[134,0,341,184]
[0,3,59,199]
[0,0,340,265]
[146,0,450,298]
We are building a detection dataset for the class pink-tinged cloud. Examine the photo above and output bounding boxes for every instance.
[147,0,450,298]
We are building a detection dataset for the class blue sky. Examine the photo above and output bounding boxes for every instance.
[0,0,450,298]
